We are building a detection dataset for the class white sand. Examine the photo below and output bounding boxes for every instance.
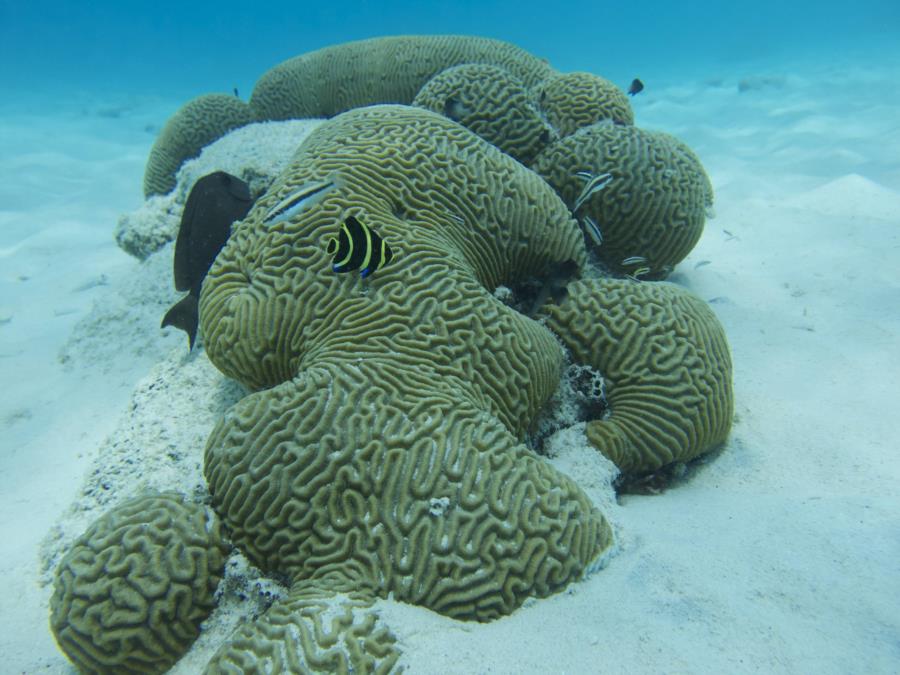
[2,56,898,673]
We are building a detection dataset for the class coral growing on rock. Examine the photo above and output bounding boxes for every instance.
[56,33,733,673]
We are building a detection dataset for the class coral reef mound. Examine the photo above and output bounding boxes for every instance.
[61,33,733,674]
[197,104,613,668]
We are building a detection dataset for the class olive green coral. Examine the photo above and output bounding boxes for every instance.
[142,36,555,198]
[531,122,713,278]
[204,582,399,673]
[143,93,254,197]
[197,106,612,665]
[535,71,634,137]
[249,35,554,122]
[413,63,553,164]
[49,492,229,674]
[541,277,733,475]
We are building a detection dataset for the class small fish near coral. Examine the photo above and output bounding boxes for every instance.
[263,179,337,225]
[573,171,613,212]
[628,78,644,96]
[161,171,255,349]
[326,215,394,278]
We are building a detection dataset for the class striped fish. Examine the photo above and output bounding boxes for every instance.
[573,172,613,212]
[264,179,336,224]
[580,215,603,246]
[326,215,394,278]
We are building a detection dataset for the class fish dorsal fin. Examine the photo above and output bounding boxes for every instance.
[161,294,200,350]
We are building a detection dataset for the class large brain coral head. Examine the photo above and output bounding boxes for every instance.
[198,105,613,630]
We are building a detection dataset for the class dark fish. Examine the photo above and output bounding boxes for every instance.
[326,215,394,278]
[161,171,254,349]
[530,259,579,315]
[628,78,644,96]
[233,87,239,98]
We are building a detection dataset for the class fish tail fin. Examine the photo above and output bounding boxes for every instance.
[161,294,200,350]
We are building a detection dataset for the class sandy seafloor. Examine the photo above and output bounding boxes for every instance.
[1,52,899,674]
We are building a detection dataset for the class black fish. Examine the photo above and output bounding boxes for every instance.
[530,259,579,315]
[326,215,394,278]
[628,78,644,96]
[161,171,254,349]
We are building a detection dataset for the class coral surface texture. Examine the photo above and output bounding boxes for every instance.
[55,33,732,674]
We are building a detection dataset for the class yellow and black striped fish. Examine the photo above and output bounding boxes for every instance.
[326,215,394,278]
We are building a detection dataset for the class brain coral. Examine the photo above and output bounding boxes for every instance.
[249,34,554,121]
[73,33,733,673]
[413,63,553,164]
[541,277,733,475]
[143,93,254,197]
[143,35,554,198]
[206,582,400,673]
[531,121,713,278]
[198,105,613,667]
[535,71,634,137]
[49,492,229,674]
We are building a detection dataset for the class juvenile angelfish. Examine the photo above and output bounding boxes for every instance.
[326,215,394,278]
[264,179,336,225]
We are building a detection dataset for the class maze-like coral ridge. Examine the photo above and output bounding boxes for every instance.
[413,63,552,164]
[531,122,713,278]
[143,93,253,197]
[200,106,613,629]
[49,492,229,674]
[205,583,399,674]
[542,278,733,474]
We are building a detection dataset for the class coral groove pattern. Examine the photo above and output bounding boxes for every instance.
[49,493,229,674]
[55,33,734,675]
[542,278,733,474]
[199,105,614,668]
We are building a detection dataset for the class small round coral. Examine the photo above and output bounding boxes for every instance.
[535,71,634,137]
[531,122,713,277]
[542,277,733,475]
[413,63,553,164]
[50,492,229,674]
[143,93,254,197]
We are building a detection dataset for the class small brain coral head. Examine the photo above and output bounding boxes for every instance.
[50,492,229,674]
[542,277,733,475]
[535,71,634,138]
[413,63,554,164]
[205,581,401,674]
[531,122,714,278]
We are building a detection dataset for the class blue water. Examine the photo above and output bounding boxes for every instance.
[2,0,898,98]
